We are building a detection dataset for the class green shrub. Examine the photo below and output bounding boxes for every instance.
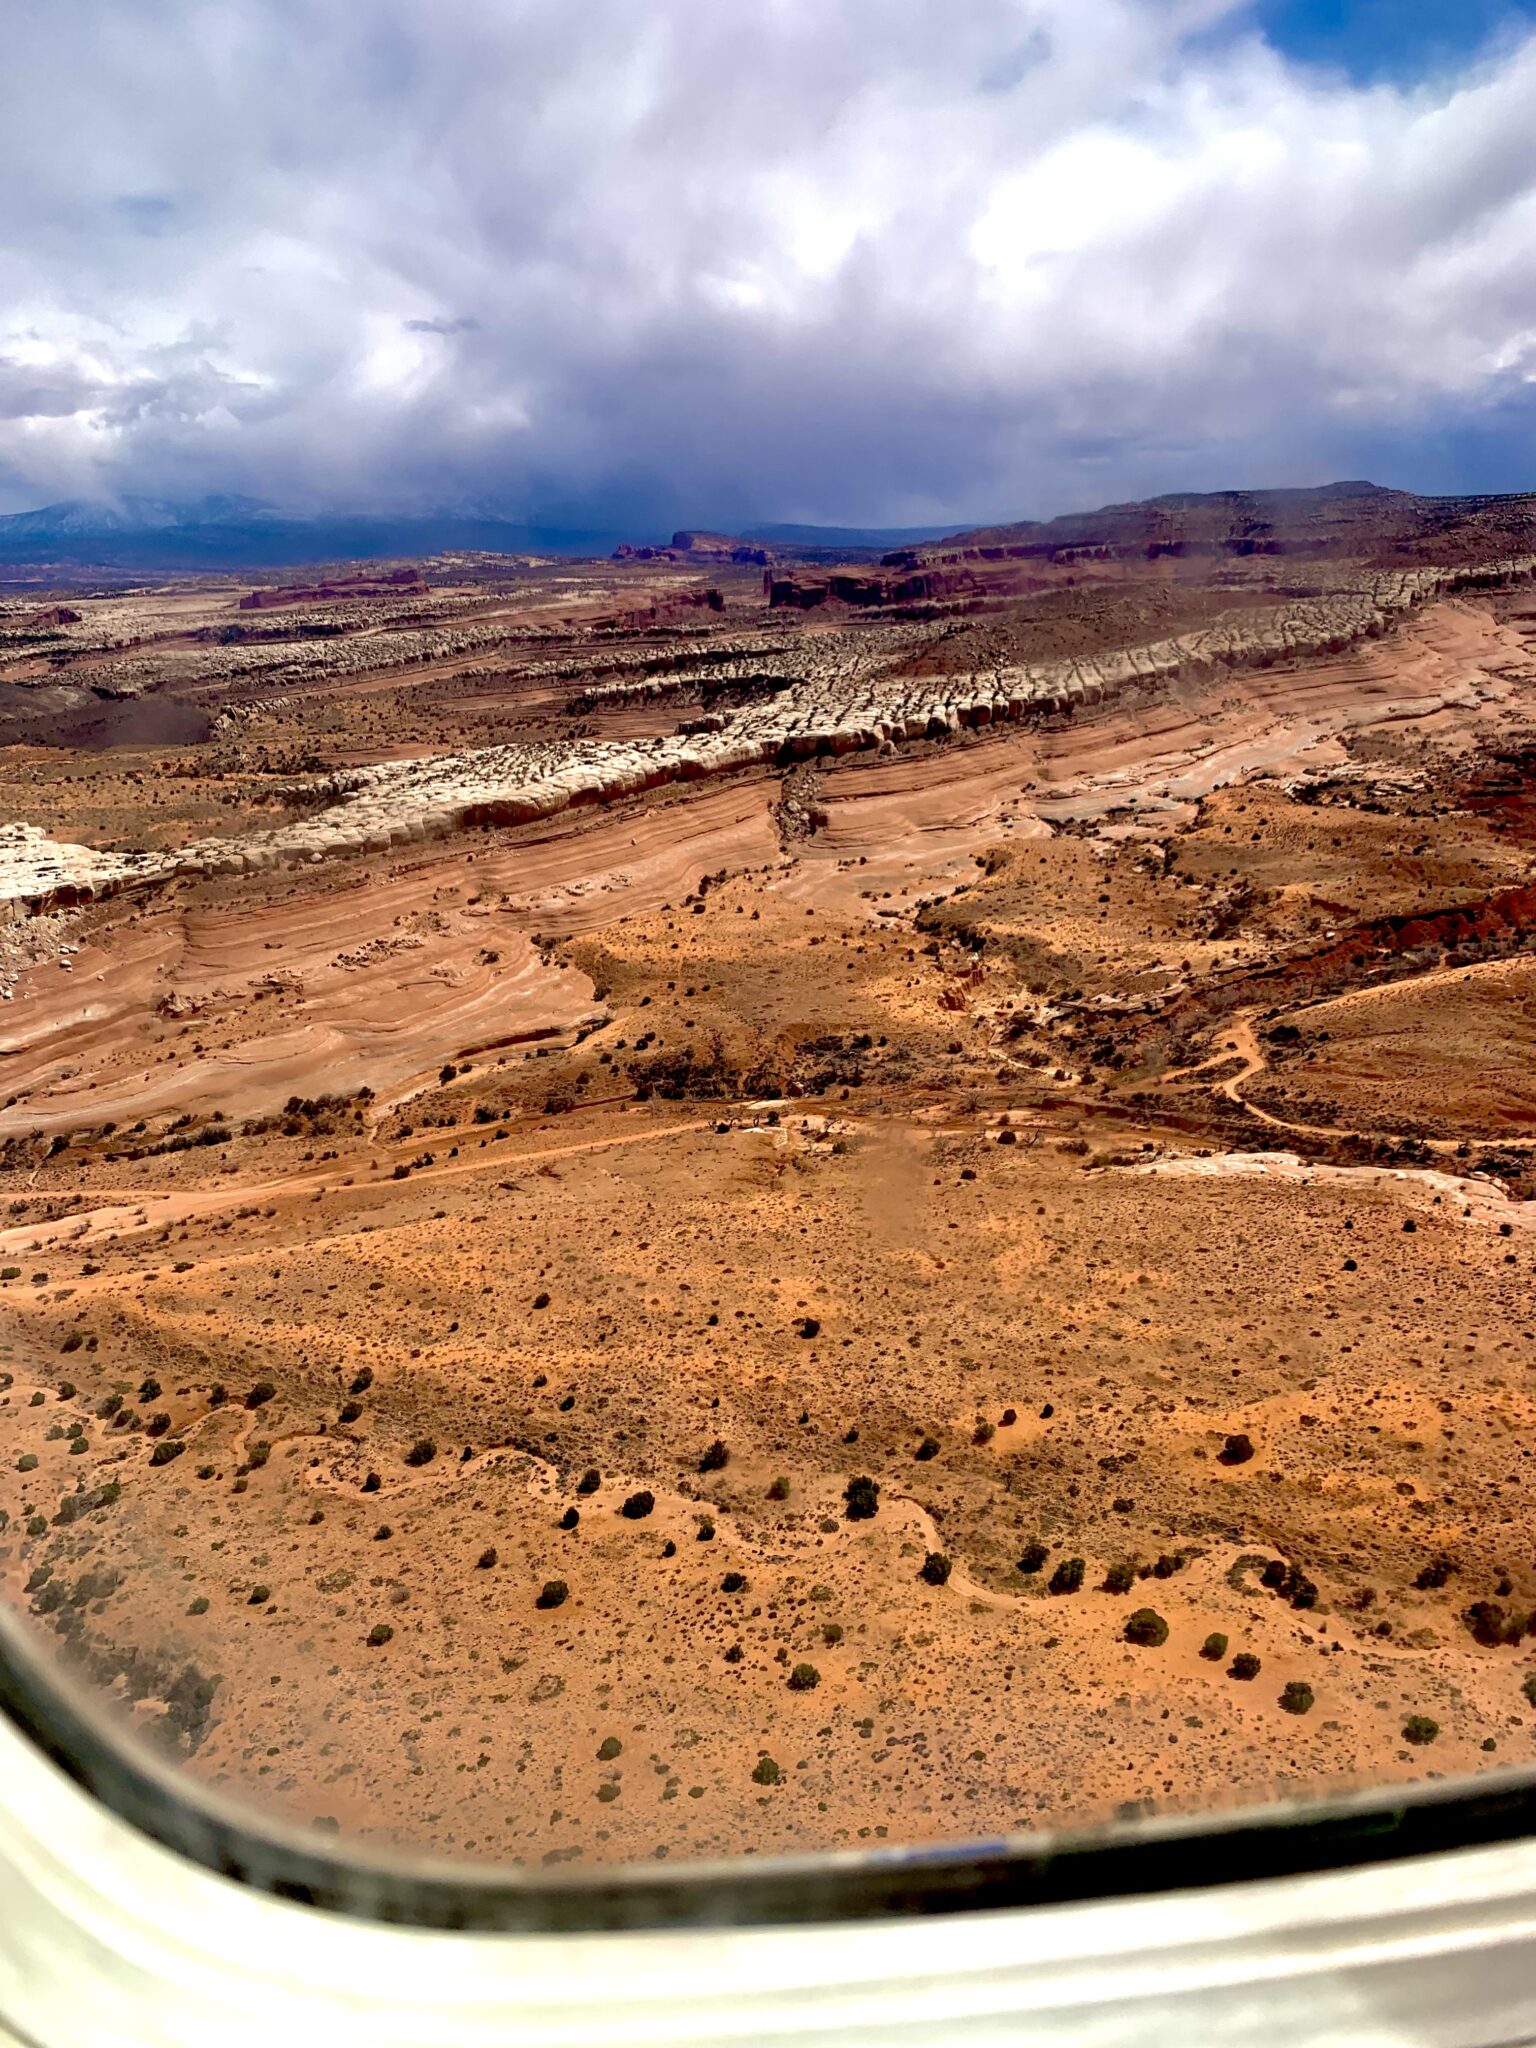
[537,1579,569,1609]
[620,1490,655,1520]
[404,1439,436,1467]
[1049,1557,1085,1596]
[721,1571,748,1593]
[1280,1682,1315,1715]
[843,1475,880,1521]
[349,1368,373,1395]
[16,1454,38,1473]
[188,1596,210,1616]
[477,1546,498,1569]
[150,1440,185,1467]
[1016,1542,1048,1575]
[1124,1609,1168,1647]
[576,1468,601,1496]
[1403,1714,1440,1746]
[248,1584,271,1605]
[244,1382,276,1410]
[918,1552,952,1587]
[699,1439,729,1473]
[766,1475,790,1501]
[914,1436,940,1462]
[1104,1561,1137,1595]
[752,1755,781,1786]
[1200,1632,1229,1662]
[367,1622,394,1647]
[787,1662,820,1691]
[339,1401,363,1424]
[822,1622,844,1645]
[1228,1653,1261,1680]
[1218,1433,1255,1466]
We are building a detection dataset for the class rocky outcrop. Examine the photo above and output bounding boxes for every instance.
[5,555,1533,915]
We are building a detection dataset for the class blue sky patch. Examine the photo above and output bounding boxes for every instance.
[1256,0,1536,84]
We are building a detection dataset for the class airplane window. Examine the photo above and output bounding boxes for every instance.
[3,0,1536,1921]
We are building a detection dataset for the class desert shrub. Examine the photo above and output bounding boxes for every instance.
[209,1385,228,1408]
[1403,1714,1440,1746]
[477,1547,498,1569]
[1104,1561,1137,1595]
[1228,1653,1261,1680]
[188,1597,210,1616]
[576,1468,601,1496]
[361,1471,381,1492]
[914,1436,940,1462]
[1016,1542,1049,1575]
[1465,1601,1526,1648]
[149,1440,185,1467]
[1049,1557,1085,1596]
[1522,1672,1536,1708]
[799,1317,820,1339]
[339,1400,363,1424]
[404,1439,436,1467]
[559,1506,580,1531]
[350,1368,374,1395]
[822,1622,844,1645]
[767,1475,790,1501]
[1218,1433,1255,1466]
[1280,1682,1315,1715]
[597,1735,623,1761]
[699,1438,729,1473]
[696,1516,715,1541]
[620,1490,655,1520]
[721,1571,748,1593]
[752,1755,781,1785]
[1200,1633,1229,1662]
[1415,1555,1456,1591]
[244,1381,276,1410]
[248,1584,271,1605]
[1124,1609,1169,1647]
[144,1411,172,1439]
[843,1475,880,1521]
[61,1333,83,1355]
[138,1377,161,1402]
[366,1622,394,1647]
[536,1579,569,1609]
[918,1552,952,1587]
[787,1662,820,1691]
[97,1393,122,1420]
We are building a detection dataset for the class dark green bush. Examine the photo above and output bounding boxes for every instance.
[1104,1561,1137,1595]
[752,1755,781,1785]
[367,1622,394,1647]
[1280,1682,1314,1715]
[244,1382,276,1410]
[537,1579,569,1609]
[699,1439,729,1473]
[843,1475,880,1521]
[1200,1632,1229,1662]
[404,1439,436,1467]
[1229,1652,1261,1680]
[1124,1609,1169,1647]
[1016,1542,1049,1575]
[787,1662,820,1691]
[620,1490,655,1520]
[1049,1557,1085,1596]
[149,1440,185,1467]
[918,1552,952,1587]
[1218,1433,1255,1466]
[576,1468,601,1496]
[1403,1714,1440,1746]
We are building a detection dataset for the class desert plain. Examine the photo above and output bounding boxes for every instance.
[3,485,1536,1867]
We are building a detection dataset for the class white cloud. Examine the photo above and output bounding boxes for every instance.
[0,0,1534,522]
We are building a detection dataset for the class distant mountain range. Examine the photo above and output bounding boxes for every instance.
[4,482,1531,576]
[0,495,964,571]
[0,495,641,568]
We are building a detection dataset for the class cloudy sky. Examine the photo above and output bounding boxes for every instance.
[3,0,1536,531]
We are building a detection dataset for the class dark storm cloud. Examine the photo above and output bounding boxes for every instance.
[1,0,1535,525]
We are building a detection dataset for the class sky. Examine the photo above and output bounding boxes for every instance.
[2,0,1536,532]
